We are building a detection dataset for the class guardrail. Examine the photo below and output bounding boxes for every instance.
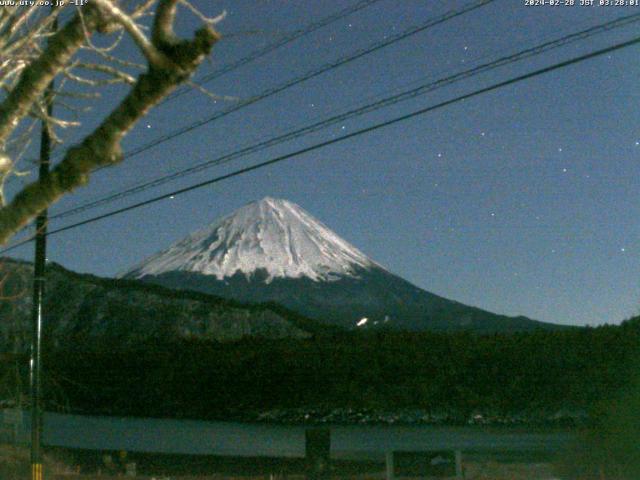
[3,410,574,479]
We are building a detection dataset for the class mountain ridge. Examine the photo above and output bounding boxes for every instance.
[0,257,336,352]
[124,197,563,333]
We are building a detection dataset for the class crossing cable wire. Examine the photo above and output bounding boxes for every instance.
[2,0,384,191]
[35,0,383,166]
[49,11,640,221]
[164,0,385,103]
[61,10,638,214]
[1,32,638,256]
[87,0,496,170]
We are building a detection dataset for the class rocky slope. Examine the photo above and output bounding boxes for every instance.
[0,258,323,352]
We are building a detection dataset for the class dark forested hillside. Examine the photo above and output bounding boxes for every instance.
[0,258,333,352]
[2,257,638,425]
[32,318,640,424]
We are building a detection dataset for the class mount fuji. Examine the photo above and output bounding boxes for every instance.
[123,197,558,332]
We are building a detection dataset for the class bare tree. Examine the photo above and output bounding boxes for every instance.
[0,0,222,245]
[0,260,28,410]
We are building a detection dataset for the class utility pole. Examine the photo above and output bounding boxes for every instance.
[30,93,51,480]
[30,10,56,480]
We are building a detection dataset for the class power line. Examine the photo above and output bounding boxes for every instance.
[60,11,632,214]
[3,0,383,184]
[93,0,496,169]
[164,0,384,103]
[50,12,640,221]
[59,0,380,146]
[1,33,637,255]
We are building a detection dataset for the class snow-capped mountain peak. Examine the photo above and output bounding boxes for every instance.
[124,197,377,282]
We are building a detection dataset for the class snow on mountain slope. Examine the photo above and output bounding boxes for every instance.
[123,197,377,282]
[122,197,560,332]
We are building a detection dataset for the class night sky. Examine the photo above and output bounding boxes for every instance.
[5,0,640,326]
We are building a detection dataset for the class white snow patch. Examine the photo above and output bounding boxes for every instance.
[123,197,379,282]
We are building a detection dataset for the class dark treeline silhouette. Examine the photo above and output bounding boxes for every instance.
[25,316,639,424]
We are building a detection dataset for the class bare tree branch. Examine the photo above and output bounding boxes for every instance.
[91,0,167,66]
[73,62,137,84]
[0,0,220,245]
[0,8,105,147]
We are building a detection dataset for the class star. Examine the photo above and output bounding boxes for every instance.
[558,147,563,152]
[437,153,443,158]
[146,124,152,129]
[621,247,626,252]
[480,132,486,137]
[635,141,639,146]
[562,168,568,173]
